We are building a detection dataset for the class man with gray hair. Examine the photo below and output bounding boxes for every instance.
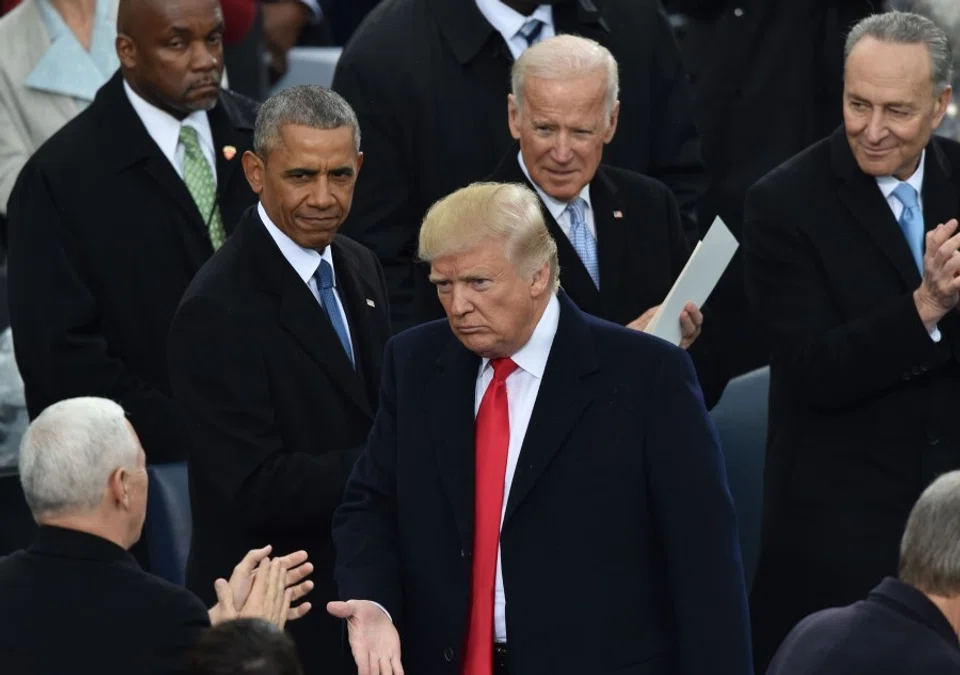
[0,397,315,675]
[330,182,752,675]
[767,470,960,673]
[743,10,960,669]
[488,34,729,409]
[168,84,391,673]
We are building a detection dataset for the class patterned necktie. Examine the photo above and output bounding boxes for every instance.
[178,125,226,250]
[464,357,518,675]
[566,198,600,288]
[314,259,355,368]
[892,182,924,274]
[517,18,544,48]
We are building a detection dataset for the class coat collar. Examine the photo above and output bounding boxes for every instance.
[870,577,960,648]
[28,525,137,568]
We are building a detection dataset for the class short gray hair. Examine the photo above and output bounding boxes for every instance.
[845,11,954,94]
[899,470,960,596]
[419,182,560,293]
[512,34,620,119]
[19,398,140,518]
[254,85,361,157]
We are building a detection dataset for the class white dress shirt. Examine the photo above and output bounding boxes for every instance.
[474,0,556,60]
[518,151,596,239]
[474,293,560,643]
[875,151,939,342]
[123,79,217,181]
[257,203,352,345]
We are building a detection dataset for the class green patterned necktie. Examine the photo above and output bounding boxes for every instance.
[178,125,226,250]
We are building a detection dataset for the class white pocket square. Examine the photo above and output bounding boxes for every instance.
[366,299,376,307]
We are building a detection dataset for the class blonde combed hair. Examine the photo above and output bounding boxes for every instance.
[512,34,620,119]
[418,182,560,292]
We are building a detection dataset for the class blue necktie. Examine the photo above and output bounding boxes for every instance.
[314,259,355,368]
[566,198,600,288]
[517,18,544,48]
[892,182,924,274]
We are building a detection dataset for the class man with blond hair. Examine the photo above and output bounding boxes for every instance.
[489,34,729,408]
[329,182,752,675]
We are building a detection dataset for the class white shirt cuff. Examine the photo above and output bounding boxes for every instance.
[930,326,942,342]
[299,0,323,22]
[370,601,392,623]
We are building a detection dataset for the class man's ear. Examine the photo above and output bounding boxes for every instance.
[107,467,127,507]
[116,34,136,70]
[241,150,265,194]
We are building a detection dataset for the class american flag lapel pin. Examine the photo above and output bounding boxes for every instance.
[613,210,623,219]
[366,299,376,307]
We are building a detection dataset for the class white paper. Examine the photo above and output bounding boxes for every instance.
[644,216,739,346]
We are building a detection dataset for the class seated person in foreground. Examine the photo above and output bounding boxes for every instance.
[768,469,960,674]
[0,397,314,675]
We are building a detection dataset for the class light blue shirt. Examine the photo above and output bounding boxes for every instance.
[25,0,118,108]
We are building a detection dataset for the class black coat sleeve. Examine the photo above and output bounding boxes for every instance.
[7,162,188,461]
[167,295,361,535]
[647,5,710,241]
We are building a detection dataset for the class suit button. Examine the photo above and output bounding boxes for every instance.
[928,432,941,446]
[444,647,455,662]
[733,7,744,17]
[460,549,466,557]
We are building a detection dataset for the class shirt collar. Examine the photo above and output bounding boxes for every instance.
[257,202,336,285]
[876,149,926,200]
[474,0,554,43]
[481,292,560,380]
[122,78,215,166]
[517,150,592,221]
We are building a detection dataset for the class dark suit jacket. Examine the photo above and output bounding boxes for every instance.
[767,577,960,674]
[0,526,210,675]
[332,292,752,675]
[665,0,878,376]
[743,128,960,670]
[6,71,259,463]
[333,0,707,330]
[487,151,729,408]
[168,207,391,674]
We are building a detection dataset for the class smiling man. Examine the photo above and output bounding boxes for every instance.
[167,84,391,674]
[742,10,960,671]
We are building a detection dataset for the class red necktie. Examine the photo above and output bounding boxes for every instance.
[463,357,518,675]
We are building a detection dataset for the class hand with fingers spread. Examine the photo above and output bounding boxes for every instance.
[213,558,292,628]
[328,600,404,675]
[208,545,314,626]
[914,219,960,330]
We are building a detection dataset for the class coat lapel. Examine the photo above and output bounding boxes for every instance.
[208,95,254,236]
[589,168,631,317]
[503,293,600,525]
[921,139,958,237]
[332,239,387,410]
[430,338,482,554]
[247,213,373,418]
[831,129,920,288]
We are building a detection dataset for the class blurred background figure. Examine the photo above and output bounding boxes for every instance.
[188,618,305,675]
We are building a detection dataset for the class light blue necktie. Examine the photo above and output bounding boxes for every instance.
[314,259,355,368]
[566,198,600,288]
[517,18,545,48]
[892,182,924,274]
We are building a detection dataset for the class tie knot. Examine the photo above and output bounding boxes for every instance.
[893,182,920,211]
[517,18,544,47]
[179,124,201,150]
[315,259,334,290]
[490,358,518,383]
[566,198,587,224]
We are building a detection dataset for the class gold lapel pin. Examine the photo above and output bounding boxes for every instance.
[222,145,237,161]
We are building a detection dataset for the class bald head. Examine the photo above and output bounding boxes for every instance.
[116,0,225,120]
